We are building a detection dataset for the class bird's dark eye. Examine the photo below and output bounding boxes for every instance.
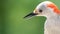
[39,10,42,12]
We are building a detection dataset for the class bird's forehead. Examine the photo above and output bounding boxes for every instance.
[36,1,53,9]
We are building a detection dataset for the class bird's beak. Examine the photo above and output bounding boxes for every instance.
[24,12,37,18]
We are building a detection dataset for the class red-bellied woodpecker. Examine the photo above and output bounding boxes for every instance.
[24,1,60,34]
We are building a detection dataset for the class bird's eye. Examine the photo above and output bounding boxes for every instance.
[39,10,42,12]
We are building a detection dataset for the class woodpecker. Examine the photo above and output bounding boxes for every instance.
[24,1,60,34]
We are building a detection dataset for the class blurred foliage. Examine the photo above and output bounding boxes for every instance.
[0,0,60,34]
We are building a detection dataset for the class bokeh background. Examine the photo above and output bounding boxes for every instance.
[1,0,60,34]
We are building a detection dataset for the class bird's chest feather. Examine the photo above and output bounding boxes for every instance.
[45,19,60,27]
[44,17,60,34]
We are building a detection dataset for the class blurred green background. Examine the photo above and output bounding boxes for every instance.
[0,0,60,34]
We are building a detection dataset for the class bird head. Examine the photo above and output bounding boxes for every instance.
[24,1,60,19]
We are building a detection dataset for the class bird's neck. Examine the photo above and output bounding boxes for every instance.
[46,14,60,20]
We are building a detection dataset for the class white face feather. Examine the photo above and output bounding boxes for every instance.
[34,1,57,18]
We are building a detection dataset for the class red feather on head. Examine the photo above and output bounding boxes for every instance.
[47,3,60,14]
